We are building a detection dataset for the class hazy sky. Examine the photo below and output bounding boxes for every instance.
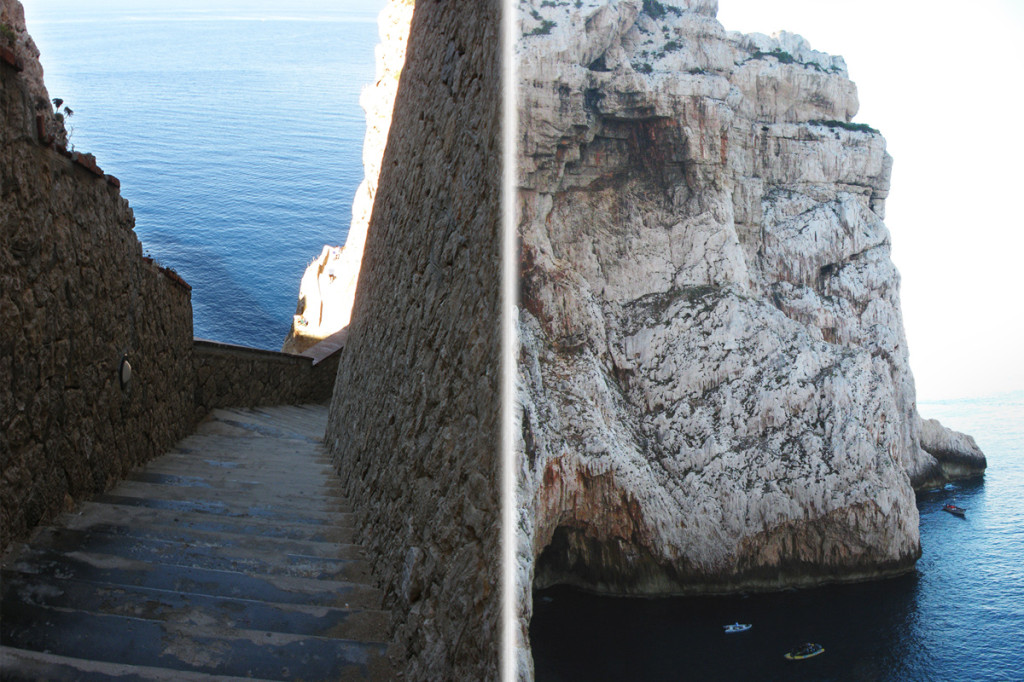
[717,0,1024,402]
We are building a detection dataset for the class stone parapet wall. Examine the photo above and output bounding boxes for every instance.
[1,29,343,552]
[325,0,503,678]
[194,339,339,416]
[1,45,196,550]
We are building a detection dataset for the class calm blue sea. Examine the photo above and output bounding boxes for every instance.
[24,2,385,350]
[531,391,1024,681]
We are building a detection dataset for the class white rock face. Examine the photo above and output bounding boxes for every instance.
[919,416,986,481]
[281,246,345,354]
[282,0,413,352]
[516,0,985,664]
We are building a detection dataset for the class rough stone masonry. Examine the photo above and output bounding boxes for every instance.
[325,0,503,679]
[1,0,340,554]
[1,0,197,550]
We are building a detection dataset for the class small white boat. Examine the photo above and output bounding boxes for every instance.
[723,622,752,633]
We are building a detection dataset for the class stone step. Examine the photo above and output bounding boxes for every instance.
[0,646,278,682]
[216,403,329,427]
[168,432,333,459]
[109,474,350,510]
[149,434,332,460]
[22,527,371,583]
[5,544,380,610]
[149,455,339,483]
[188,422,324,445]
[0,602,390,681]
[1,571,389,641]
[194,409,327,444]
[91,492,350,526]
[225,404,331,436]
[0,404,390,680]
[62,512,359,558]
[138,457,343,485]
[124,470,349,503]
[66,501,356,544]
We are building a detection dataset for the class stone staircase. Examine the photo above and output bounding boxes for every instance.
[0,405,392,681]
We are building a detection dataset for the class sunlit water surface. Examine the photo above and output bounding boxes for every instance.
[27,4,381,349]
[531,391,1024,681]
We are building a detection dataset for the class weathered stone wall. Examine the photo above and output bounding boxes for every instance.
[324,0,502,678]
[1,35,196,550]
[194,339,339,416]
[2,2,359,555]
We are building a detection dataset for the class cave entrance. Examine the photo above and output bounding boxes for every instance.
[534,525,637,592]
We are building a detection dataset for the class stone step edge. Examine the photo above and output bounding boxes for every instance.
[91,493,354,522]
[117,475,351,505]
[64,501,357,542]
[0,646,279,682]
[140,446,335,460]
[3,602,391,651]
[1,569,391,641]
[140,459,341,480]
[135,458,342,478]
[99,481,353,512]
[192,421,324,444]
[123,470,348,494]
[56,520,363,558]
[23,525,370,572]
[4,548,382,602]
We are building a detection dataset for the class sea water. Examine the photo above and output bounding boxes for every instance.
[531,390,1024,681]
[25,2,384,350]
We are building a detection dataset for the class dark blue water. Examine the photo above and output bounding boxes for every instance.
[531,391,1024,681]
[25,2,384,349]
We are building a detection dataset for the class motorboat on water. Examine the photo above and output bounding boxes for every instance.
[943,503,966,517]
[785,642,824,660]
[723,622,751,633]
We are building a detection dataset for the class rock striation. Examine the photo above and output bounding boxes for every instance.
[282,0,414,354]
[516,0,986,665]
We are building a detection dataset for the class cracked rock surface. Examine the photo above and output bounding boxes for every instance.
[515,0,986,666]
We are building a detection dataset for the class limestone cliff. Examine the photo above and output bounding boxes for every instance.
[282,245,346,354]
[515,0,986,657]
[282,0,413,354]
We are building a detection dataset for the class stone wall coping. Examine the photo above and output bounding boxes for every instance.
[299,328,347,366]
[194,338,312,366]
